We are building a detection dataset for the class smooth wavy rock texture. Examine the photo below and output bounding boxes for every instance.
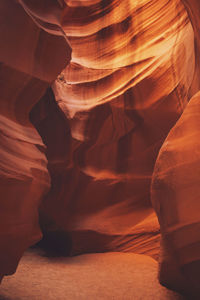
[38,0,195,260]
[0,0,200,297]
[151,91,200,296]
[0,0,70,276]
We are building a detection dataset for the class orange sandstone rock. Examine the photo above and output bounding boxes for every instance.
[0,0,70,276]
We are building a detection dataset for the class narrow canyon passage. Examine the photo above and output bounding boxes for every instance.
[0,0,200,298]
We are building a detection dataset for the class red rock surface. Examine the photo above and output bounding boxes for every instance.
[0,0,70,276]
[35,0,196,261]
[0,0,200,298]
[151,91,200,296]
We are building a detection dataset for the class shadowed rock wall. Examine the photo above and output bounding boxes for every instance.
[0,0,70,276]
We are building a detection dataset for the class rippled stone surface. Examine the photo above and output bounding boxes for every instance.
[37,0,196,261]
[0,0,70,276]
[0,1,200,297]
[151,91,200,296]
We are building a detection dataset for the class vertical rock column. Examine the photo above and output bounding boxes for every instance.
[151,92,200,296]
[151,0,200,295]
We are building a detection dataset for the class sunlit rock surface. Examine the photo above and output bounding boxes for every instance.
[36,0,195,260]
[0,0,200,297]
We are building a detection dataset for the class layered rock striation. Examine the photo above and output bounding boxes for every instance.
[0,0,70,276]
[38,0,196,260]
[0,1,200,297]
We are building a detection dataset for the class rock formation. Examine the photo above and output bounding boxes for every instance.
[0,0,200,297]
[36,0,196,260]
[0,0,71,277]
[151,91,200,296]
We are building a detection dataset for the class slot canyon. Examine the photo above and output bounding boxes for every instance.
[0,0,200,299]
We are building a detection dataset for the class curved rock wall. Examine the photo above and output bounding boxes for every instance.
[1,1,200,296]
[0,0,70,276]
[33,0,197,261]
[151,91,200,295]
